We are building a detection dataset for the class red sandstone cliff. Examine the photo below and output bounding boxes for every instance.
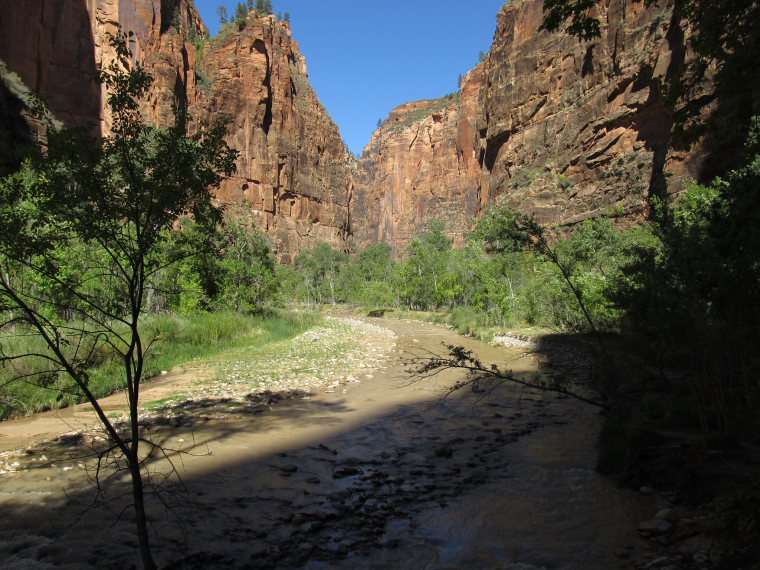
[353,66,484,252]
[2,0,717,259]
[194,16,355,262]
[0,0,354,261]
[356,0,710,253]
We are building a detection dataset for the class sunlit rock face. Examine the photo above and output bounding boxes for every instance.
[356,0,711,254]
[0,1,355,261]
[354,65,485,255]
[194,16,355,263]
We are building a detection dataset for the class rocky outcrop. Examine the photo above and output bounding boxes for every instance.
[0,1,354,261]
[194,16,355,262]
[354,66,484,252]
[357,0,710,252]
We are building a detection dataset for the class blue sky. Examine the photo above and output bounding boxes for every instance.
[195,1,507,156]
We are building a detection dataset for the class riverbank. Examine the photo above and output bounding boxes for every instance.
[0,316,396,456]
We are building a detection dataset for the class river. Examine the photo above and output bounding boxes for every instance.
[0,317,651,569]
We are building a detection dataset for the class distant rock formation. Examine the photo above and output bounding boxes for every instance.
[356,0,710,254]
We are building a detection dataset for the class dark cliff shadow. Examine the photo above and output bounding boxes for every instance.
[0,0,101,144]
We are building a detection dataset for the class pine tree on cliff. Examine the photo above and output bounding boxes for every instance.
[235,2,248,29]
[217,5,228,25]
[256,0,274,15]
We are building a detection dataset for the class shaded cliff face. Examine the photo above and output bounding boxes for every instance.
[0,1,354,261]
[357,0,707,252]
[0,0,100,128]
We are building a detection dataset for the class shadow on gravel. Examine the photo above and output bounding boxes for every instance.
[0,326,648,570]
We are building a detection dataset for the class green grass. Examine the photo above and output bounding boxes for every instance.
[0,310,321,420]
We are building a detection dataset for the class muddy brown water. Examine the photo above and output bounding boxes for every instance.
[0,318,651,569]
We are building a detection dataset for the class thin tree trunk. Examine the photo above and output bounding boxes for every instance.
[129,458,157,570]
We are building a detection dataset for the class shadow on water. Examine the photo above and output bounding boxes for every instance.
[0,320,652,570]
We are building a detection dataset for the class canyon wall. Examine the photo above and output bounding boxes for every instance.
[356,0,709,254]
[0,0,355,261]
[353,66,484,251]
[1,0,716,259]
[194,17,355,263]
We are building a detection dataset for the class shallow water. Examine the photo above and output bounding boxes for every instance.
[0,318,649,569]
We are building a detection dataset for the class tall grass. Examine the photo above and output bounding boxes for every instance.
[0,310,321,420]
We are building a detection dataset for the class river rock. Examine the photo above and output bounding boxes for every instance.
[655,508,675,521]
[638,518,672,535]
[677,535,713,557]
[434,445,454,458]
[332,466,362,479]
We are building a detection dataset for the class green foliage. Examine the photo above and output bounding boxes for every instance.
[294,243,349,305]
[216,217,278,313]
[558,173,575,190]
[255,0,274,15]
[0,310,318,419]
[235,2,248,29]
[342,242,397,306]
[398,220,454,310]
[0,30,238,569]
[195,68,213,93]
[385,95,460,133]
[539,0,601,40]
[610,151,760,437]
[217,5,228,25]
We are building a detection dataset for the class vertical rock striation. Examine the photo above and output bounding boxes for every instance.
[0,1,355,261]
[195,16,355,262]
[354,66,484,254]
[357,0,711,252]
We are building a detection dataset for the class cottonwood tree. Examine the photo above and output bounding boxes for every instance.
[0,31,236,570]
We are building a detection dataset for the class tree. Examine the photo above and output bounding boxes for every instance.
[342,242,398,306]
[255,0,274,15]
[295,243,348,305]
[399,220,453,310]
[539,0,600,40]
[235,2,248,29]
[217,217,278,313]
[283,12,291,23]
[216,5,228,25]
[0,31,236,569]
